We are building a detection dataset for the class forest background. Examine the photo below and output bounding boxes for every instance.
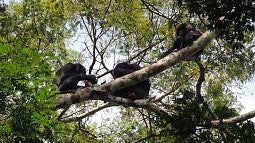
[0,0,255,142]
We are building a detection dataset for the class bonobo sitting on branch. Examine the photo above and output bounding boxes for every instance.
[112,62,151,100]
[53,63,97,92]
[160,23,203,59]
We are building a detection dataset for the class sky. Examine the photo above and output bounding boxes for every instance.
[235,80,255,122]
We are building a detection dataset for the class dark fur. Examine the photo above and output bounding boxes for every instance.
[57,73,97,91]
[112,62,150,100]
[54,63,86,86]
[160,23,203,59]
[54,63,97,92]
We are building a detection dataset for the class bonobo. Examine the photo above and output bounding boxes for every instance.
[57,73,97,91]
[54,63,97,92]
[160,23,203,59]
[54,63,86,87]
[112,62,150,100]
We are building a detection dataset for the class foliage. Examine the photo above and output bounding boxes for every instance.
[0,0,255,142]
[181,0,255,42]
[0,1,83,142]
[0,38,72,142]
[151,90,255,142]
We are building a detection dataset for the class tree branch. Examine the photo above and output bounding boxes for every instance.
[134,133,157,143]
[56,87,172,121]
[195,60,205,96]
[211,109,255,126]
[140,0,171,20]
[61,102,116,123]
[107,31,216,93]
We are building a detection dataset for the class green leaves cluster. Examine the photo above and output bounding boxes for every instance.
[0,39,65,142]
[183,0,255,41]
[0,1,80,142]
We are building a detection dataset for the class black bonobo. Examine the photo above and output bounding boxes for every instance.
[54,63,97,92]
[160,23,203,59]
[112,62,151,100]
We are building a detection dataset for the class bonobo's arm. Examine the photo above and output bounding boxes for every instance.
[82,74,97,84]
[159,36,183,59]
[130,63,141,70]
[57,74,97,91]
[55,72,74,87]
[113,68,136,78]
[184,30,202,46]
[57,74,83,91]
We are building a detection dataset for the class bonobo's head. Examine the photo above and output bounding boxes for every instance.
[112,62,134,78]
[115,62,130,69]
[74,63,86,74]
[176,23,194,38]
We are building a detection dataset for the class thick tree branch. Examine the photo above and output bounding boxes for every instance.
[211,109,255,126]
[56,87,172,121]
[56,85,109,109]
[108,31,216,93]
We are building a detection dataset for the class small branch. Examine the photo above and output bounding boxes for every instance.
[89,16,97,74]
[108,96,172,118]
[61,102,116,123]
[195,60,218,120]
[195,60,205,96]
[134,133,157,143]
[97,37,166,79]
[130,37,167,63]
[140,0,171,20]
[153,80,179,102]
[57,106,70,120]
[97,69,113,78]
[78,122,100,142]
[68,126,80,143]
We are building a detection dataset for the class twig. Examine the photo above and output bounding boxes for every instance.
[61,102,116,123]
[140,0,170,20]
